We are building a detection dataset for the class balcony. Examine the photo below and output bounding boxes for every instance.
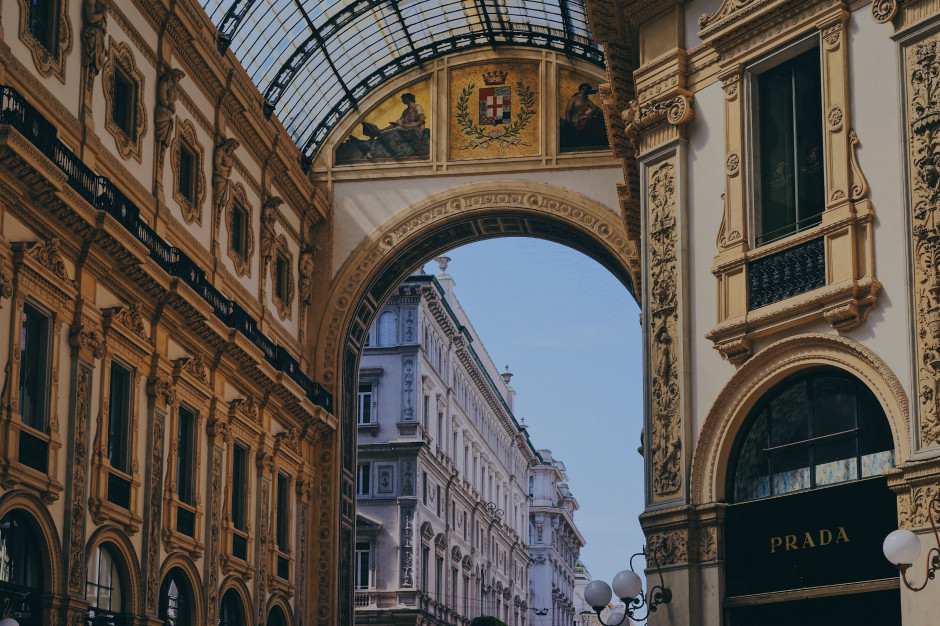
[0,83,333,413]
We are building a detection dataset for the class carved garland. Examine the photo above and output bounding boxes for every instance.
[270,234,295,321]
[17,0,73,82]
[225,183,254,278]
[647,159,682,500]
[908,34,940,448]
[68,365,92,593]
[101,38,148,162]
[170,119,207,226]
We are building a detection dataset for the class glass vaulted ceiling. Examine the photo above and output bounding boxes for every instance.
[201,0,604,161]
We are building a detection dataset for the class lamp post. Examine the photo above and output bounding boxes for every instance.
[883,492,940,591]
[582,543,671,626]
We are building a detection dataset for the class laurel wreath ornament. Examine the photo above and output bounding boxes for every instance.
[455,81,536,149]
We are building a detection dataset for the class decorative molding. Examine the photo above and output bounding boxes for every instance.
[260,195,283,265]
[26,238,73,286]
[270,234,295,321]
[17,0,72,82]
[145,405,166,612]
[67,366,92,593]
[225,183,254,278]
[298,245,320,307]
[647,529,688,566]
[101,37,147,162]
[906,32,940,447]
[170,119,207,225]
[690,333,910,506]
[108,302,148,343]
[174,353,209,386]
[647,159,682,501]
[155,63,186,172]
[81,0,108,90]
[871,0,901,24]
[848,129,870,201]
[213,138,239,234]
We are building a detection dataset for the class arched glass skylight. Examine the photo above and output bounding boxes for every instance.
[201,0,603,161]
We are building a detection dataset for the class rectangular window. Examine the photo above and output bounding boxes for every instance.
[357,463,371,496]
[178,143,195,202]
[358,384,374,425]
[276,472,291,553]
[274,253,289,302]
[176,406,196,505]
[19,303,50,432]
[463,511,467,541]
[754,46,824,246]
[112,68,136,137]
[355,542,371,590]
[435,556,443,602]
[436,484,442,518]
[423,394,429,430]
[231,442,248,531]
[107,362,132,473]
[452,567,458,608]
[231,203,248,259]
[421,546,429,591]
[422,471,428,505]
[28,0,57,52]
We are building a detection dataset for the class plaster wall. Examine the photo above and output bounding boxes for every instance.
[331,167,624,278]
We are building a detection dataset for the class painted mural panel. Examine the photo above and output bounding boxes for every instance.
[559,68,609,152]
[449,62,540,159]
[335,78,432,165]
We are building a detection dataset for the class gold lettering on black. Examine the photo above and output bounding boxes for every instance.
[836,526,850,544]
[785,535,797,551]
[771,536,782,553]
[802,532,815,548]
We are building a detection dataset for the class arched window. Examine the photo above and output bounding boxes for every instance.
[159,567,191,626]
[730,369,894,503]
[0,510,44,625]
[86,543,124,620]
[267,605,288,626]
[377,311,397,347]
[219,589,244,626]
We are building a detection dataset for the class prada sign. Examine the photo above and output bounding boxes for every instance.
[725,478,898,596]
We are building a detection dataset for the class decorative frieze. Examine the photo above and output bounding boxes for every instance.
[67,365,92,593]
[647,159,682,501]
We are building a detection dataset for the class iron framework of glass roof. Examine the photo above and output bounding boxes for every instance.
[201,0,604,163]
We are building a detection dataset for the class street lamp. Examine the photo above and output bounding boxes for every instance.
[883,492,940,591]
[582,543,671,625]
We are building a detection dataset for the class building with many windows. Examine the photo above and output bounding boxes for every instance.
[528,450,585,626]
[354,260,539,626]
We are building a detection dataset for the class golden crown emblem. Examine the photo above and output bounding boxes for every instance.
[482,70,508,85]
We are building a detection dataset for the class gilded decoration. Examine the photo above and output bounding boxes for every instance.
[335,78,432,165]
[225,183,254,278]
[81,0,108,89]
[270,234,295,321]
[17,0,72,82]
[448,63,540,159]
[170,119,207,225]
[101,38,147,162]
[907,33,940,447]
[647,159,682,500]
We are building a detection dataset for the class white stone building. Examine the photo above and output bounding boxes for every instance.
[528,450,585,626]
[355,260,539,626]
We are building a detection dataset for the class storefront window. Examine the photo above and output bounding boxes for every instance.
[0,511,43,625]
[731,369,894,503]
[159,568,190,626]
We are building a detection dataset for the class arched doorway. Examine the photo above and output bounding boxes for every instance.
[316,181,639,623]
[0,510,44,626]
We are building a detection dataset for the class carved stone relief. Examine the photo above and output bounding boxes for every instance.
[67,365,92,593]
[225,183,254,278]
[170,119,207,225]
[647,159,682,500]
[298,245,320,306]
[207,445,223,623]
[81,0,108,89]
[212,138,239,236]
[401,508,414,587]
[145,405,166,612]
[155,64,185,172]
[27,238,73,286]
[907,33,940,447]
[270,234,294,321]
[402,357,415,421]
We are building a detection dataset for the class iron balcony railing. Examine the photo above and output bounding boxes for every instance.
[748,236,826,310]
[0,83,332,412]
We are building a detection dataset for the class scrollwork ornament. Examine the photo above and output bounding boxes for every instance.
[849,129,870,201]
[823,24,842,50]
[827,105,844,131]
[871,0,899,24]
[726,153,740,176]
[0,265,12,300]
[666,94,694,126]
[28,237,72,285]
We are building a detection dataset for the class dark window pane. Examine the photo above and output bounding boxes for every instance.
[769,380,809,446]
[275,255,287,300]
[108,363,131,473]
[733,410,770,502]
[0,511,43,590]
[770,444,810,495]
[232,443,247,531]
[28,0,57,52]
[812,376,856,436]
[112,71,136,137]
[815,437,857,486]
[794,51,824,228]
[176,407,195,505]
[276,473,290,553]
[19,303,49,432]
[219,589,243,626]
[178,145,194,202]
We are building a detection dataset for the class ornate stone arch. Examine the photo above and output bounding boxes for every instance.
[266,593,295,626]
[0,489,64,594]
[218,575,253,624]
[84,524,144,615]
[690,333,910,506]
[157,552,206,626]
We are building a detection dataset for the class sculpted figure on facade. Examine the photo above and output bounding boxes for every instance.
[81,0,108,88]
[298,245,320,306]
[260,195,283,264]
[212,137,239,228]
[155,64,186,171]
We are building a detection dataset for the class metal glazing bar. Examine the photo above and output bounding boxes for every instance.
[217,0,258,52]
[389,0,421,66]
[475,0,497,46]
[558,0,574,55]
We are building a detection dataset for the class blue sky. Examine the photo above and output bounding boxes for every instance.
[421,237,647,589]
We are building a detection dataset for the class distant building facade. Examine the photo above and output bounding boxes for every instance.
[572,562,602,626]
[355,262,539,626]
[528,450,585,626]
